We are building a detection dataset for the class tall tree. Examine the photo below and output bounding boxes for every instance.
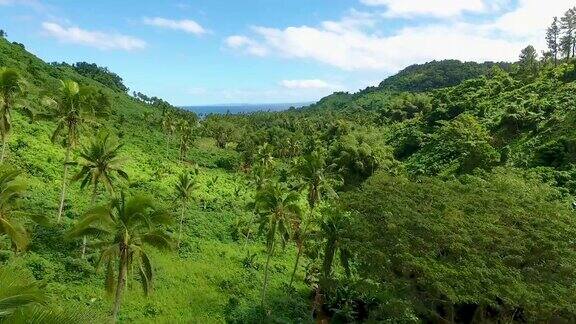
[0,30,6,38]
[309,208,353,319]
[174,171,198,247]
[560,8,576,59]
[0,68,23,162]
[42,80,109,222]
[289,149,337,288]
[254,182,302,307]
[161,113,176,159]
[518,45,539,79]
[66,193,173,321]
[177,119,195,162]
[72,132,128,258]
[318,210,352,282]
[0,167,28,252]
[546,17,561,64]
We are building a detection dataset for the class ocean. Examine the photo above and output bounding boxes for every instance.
[181,102,312,116]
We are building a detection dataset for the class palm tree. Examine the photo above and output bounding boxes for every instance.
[310,209,352,320]
[72,132,128,258]
[42,80,108,222]
[66,193,173,321]
[318,210,352,282]
[161,113,176,159]
[73,132,128,204]
[0,167,29,252]
[0,67,23,162]
[174,171,198,247]
[254,182,302,307]
[178,120,195,162]
[289,149,337,288]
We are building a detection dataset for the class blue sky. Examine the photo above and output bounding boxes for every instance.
[0,0,574,105]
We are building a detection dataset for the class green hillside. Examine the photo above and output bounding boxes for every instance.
[2,17,576,323]
[0,37,309,323]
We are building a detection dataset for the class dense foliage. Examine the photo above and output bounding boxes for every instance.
[52,62,129,93]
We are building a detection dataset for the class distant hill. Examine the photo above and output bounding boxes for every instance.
[306,59,513,112]
[377,59,512,92]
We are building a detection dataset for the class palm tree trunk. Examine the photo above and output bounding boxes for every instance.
[165,134,169,160]
[322,240,336,281]
[82,183,98,259]
[178,203,186,248]
[57,143,72,222]
[289,209,312,289]
[289,242,303,288]
[0,135,7,163]
[243,213,256,251]
[112,244,128,321]
[261,240,275,307]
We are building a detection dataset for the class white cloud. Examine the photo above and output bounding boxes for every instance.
[360,0,490,18]
[280,79,338,90]
[143,17,206,35]
[491,0,575,40]
[224,2,575,73]
[42,22,146,51]
[224,35,268,56]
[235,22,522,71]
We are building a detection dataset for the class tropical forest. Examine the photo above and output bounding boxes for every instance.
[2,2,576,324]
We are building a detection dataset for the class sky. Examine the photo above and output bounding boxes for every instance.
[0,0,574,106]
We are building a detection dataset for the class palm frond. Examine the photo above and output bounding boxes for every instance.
[140,231,174,250]
[66,206,114,239]
[136,250,153,296]
[2,305,98,324]
[0,217,29,251]
[0,267,46,317]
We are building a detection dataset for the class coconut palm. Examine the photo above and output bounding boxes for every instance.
[42,80,109,222]
[161,113,176,159]
[0,67,24,162]
[0,167,29,252]
[289,149,337,288]
[72,131,128,258]
[66,193,173,320]
[248,143,275,192]
[178,120,195,162]
[308,208,352,320]
[318,209,352,282]
[254,182,302,307]
[174,171,198,247]
[73,132,128,204]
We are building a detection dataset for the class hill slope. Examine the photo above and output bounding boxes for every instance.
[0,37,308,322]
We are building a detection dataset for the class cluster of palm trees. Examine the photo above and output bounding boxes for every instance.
[1,65,354,322]
[247,143,352,318]
[0,68,201,322]
[161,112,197,162]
